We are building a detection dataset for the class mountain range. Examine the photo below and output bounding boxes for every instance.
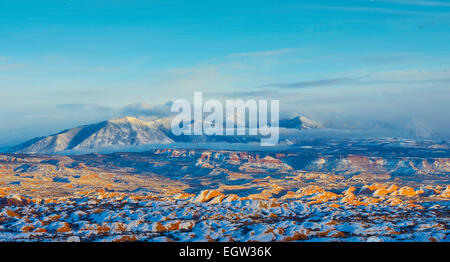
[7,115,441,154]
[9,117,173,154]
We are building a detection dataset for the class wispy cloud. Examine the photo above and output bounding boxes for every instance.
[358,53,415,66]
[54,103,112,112]
[206,90,282,98]
[306,5,442,15]
[373,0,450,7]
[120,102,173,117]
[260,69,450,89]
[227,48,293,58]
[260,77,357,89]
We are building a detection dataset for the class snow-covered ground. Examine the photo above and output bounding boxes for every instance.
[0,185,448,242]
[0,146,448,242]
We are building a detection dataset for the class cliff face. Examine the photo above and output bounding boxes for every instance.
[151,148,450,178]
[302,155,450,177]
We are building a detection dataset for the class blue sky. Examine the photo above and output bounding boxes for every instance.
[0,0,449,145]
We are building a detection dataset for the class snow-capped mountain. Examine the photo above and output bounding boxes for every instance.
[8,114,442,154]
[10,117,173,154]
[279,116,323,129]
[8,115,325,154]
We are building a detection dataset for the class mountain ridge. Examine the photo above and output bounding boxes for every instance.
[8,115,443,154]
[10,117,174,154]
[10,115,324,154]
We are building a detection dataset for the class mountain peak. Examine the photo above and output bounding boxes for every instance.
[280,115,323,129]
[10,116,173,154]
[107,116,144,125]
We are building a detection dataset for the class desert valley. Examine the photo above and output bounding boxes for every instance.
[0,136,448,242]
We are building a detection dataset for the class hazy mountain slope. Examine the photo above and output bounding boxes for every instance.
[405,119,440,139]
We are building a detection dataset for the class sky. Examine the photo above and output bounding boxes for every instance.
[0,0,449,145]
